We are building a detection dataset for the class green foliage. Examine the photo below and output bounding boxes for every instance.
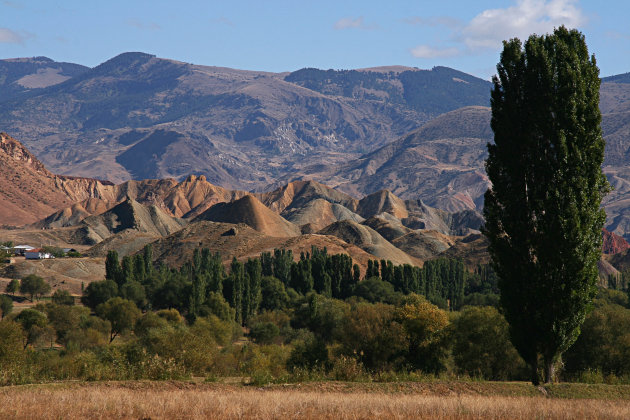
[81,280,118,309]
[292,294,349,344]
[95,297,141,342]
[260,276,289,311]
[484,27,609,384]
[38,303,90,346]
[249,322,280,345]
[395,296,450,373]
[0,320,25,373]
[51,289,75,306]
[15,308,50,348]
[41,246,65,258]
[120,281,147,309]
[5,279,19,296]
[352,277,401,304]
[563,302,630,378]
[287,334,329,371]
[451,306,526,380]
[19,275,51,302]
[0,295,13,319]
[339,302,407,371]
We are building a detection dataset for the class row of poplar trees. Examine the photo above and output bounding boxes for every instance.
[102,245,473,326]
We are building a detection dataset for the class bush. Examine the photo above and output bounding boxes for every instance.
[51,289,75,306]
[287,334,329,371]
[395,295,450,373]
[352,277,401,304]
[339,302,406,371]
[81,280,118,309]
[0,295,13,319]
[249,322,280,344]
[451,306,525,380]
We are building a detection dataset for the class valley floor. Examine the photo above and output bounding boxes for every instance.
[1,381,629,419]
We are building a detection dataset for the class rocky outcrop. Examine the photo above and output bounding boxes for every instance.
[602,228,630,255]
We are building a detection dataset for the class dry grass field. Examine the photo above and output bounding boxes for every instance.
[1,381,629,419]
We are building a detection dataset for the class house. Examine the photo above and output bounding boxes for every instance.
[24,248,53,260]
[13,245,35,256]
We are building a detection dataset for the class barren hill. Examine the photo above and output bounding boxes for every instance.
[258,180,359,214]
[78,197,186,244]
[357,190,409,219]
[318,220,418,266]
[0,132,116,226]
[148,220,376,272]
[282,199,364,233]
[194,195,301,237]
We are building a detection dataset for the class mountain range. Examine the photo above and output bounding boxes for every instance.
[0,134,487,275]
[2,52,630,240]
[0,52,491,192]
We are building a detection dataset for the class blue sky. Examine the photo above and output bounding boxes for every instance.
[1,0,629,79]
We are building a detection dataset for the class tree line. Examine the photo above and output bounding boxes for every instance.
[83,245,496,326]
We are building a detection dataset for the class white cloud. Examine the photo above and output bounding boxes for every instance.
[408,0,586,60]
[462,0,585,50]
[410,45,460,59]
[334,16,376,30]
[0,27,25,44]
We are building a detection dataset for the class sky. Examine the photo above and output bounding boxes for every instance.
[1,0,629,80]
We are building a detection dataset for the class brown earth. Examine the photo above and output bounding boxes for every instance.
[148,220,375,275]
[194,195,301,237]
[318,220,419,266]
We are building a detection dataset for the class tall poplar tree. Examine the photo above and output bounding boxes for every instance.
[484,27,610,384]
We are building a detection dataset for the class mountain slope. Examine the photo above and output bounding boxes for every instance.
[193,195,301,237]
[0,56,88,102]
[0,53,491,189]
[78,197,186,243]
[0,132,116,226]
[331,106,492,210]
[318,220,418,266]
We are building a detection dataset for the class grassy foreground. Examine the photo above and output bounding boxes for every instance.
[1,381,629,419]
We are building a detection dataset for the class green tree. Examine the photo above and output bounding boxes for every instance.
[395,295,450,373]
[95,297,141,342]
[451,306,525,380]
[19,275,51,302]
[0,295,13,319]
[51,289,75,306]
[15,309,49,348]
[81,280,119,310]
[484,27,609,384]
[5,279,19,296]
[0,320,25,368]
[260,276,289,311]
[105,250,123,285]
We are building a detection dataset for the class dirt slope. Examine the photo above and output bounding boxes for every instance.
[318,220,418,266]
[194,195,301,237]
[148,221,375,273]
[79,197,186,243]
